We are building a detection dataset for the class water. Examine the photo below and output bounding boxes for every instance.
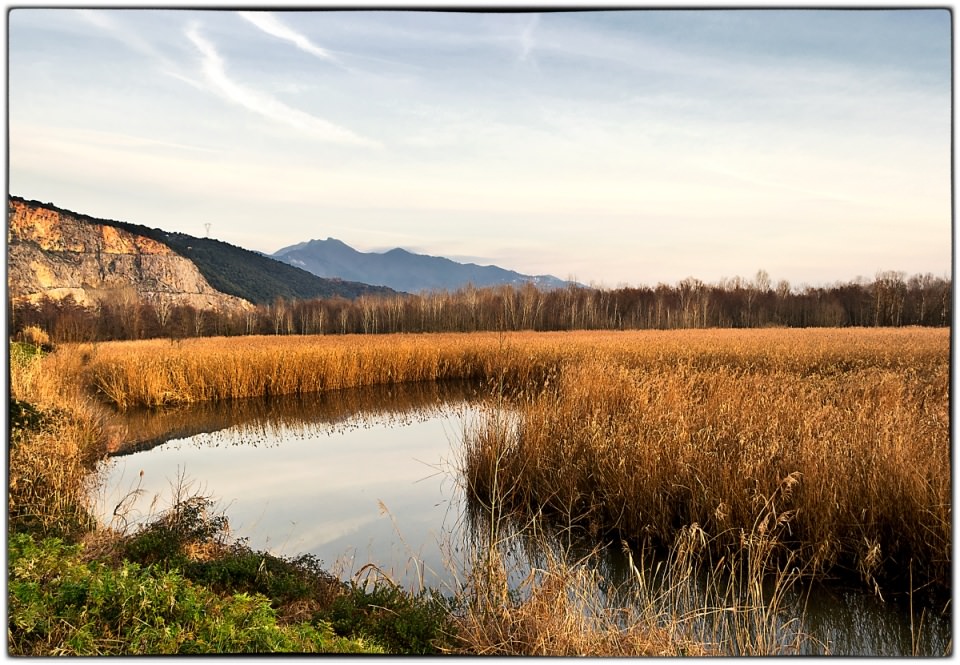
[95,383,952,656]
[96,382,480,591]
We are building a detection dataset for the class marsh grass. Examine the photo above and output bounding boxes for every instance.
[9,327,949,655]
[9,343,110,538]
[77,331,575,409]
[25,328,950,592]
[462,328,949,597]
[71,328,945,409]
[451,466,821,655]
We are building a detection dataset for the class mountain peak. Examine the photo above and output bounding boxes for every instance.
[272,238,571,293]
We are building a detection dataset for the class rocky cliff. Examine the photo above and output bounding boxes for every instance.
[8,198,252,311]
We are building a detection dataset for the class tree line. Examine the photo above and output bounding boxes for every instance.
[10,270,951,344]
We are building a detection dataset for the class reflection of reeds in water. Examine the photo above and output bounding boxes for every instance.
[454,446,822,655]
[109,379,482,456]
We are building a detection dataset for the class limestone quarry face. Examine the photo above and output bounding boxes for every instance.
[7,199,253,311]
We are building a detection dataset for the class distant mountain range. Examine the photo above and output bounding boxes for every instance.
[273,238,571,293]
[8,196,572,312]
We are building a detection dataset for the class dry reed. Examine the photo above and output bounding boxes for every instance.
[461,328,950,595]
[9,342,110,536]
[11,327,948,654]
[33,329,950,588]
[452,469,819,655]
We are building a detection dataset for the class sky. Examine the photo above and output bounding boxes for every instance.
[7,7,953,288]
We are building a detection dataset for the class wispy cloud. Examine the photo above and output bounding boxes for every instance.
[238,11,339,63]
[77,9,204,90]
[185,22,380,148]
[78,9,163,60]
[518,14,538,63]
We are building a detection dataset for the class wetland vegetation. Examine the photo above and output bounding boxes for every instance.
[8,326,951,655]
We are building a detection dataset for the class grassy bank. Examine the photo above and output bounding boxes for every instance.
[8,339,439,655]
[8,328,950,654]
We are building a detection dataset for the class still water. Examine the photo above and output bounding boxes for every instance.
[95,383,951,656]
[96,382,480,591]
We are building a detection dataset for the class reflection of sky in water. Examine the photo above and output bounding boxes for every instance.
[96,396,950,655]
[96,405,477,591]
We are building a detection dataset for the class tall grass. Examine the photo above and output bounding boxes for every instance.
[9,340,110,537]
[73,331,617,410]
[28,327,950,594]
[461,328,950,596]
[75,329,947,410]
[452,456,821,655]
[10,327,949,654]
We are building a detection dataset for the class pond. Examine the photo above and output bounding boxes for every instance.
[94,382,951,656]
[95,381,481,592]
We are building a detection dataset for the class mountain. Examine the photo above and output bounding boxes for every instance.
[273,238,570,293]
[7,197,395,308]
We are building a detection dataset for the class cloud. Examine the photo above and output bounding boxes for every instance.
[238,11,339,63]
[77,9,204,90]
[78,9,164,60]
[185,22,380,148]
[518,13,538,62]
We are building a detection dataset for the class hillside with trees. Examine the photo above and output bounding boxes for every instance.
[8,196,395,306]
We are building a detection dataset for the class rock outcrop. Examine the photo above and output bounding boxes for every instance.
[7,198,252,311]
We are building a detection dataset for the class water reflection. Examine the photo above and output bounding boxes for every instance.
[97,384,951,656]
[110,380,482,455]
[462,505,952,656]
[97,381,482,592]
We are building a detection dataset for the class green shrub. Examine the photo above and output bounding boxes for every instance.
[123,496,342,608]
[10,340,45,368]
[330,581,456,655]
[124,495,229,569]
[186,544,342,609]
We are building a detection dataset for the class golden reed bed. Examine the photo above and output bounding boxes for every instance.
[49,327,949,593]
[460,328,950,595]
[64,327,943,406]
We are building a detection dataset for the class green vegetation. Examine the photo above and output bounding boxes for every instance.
[330,581,455,655]
[11,341,44,367]
[117,492,459,654]
[8,534,384,655]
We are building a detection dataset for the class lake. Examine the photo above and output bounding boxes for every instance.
[94,382,951,656]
